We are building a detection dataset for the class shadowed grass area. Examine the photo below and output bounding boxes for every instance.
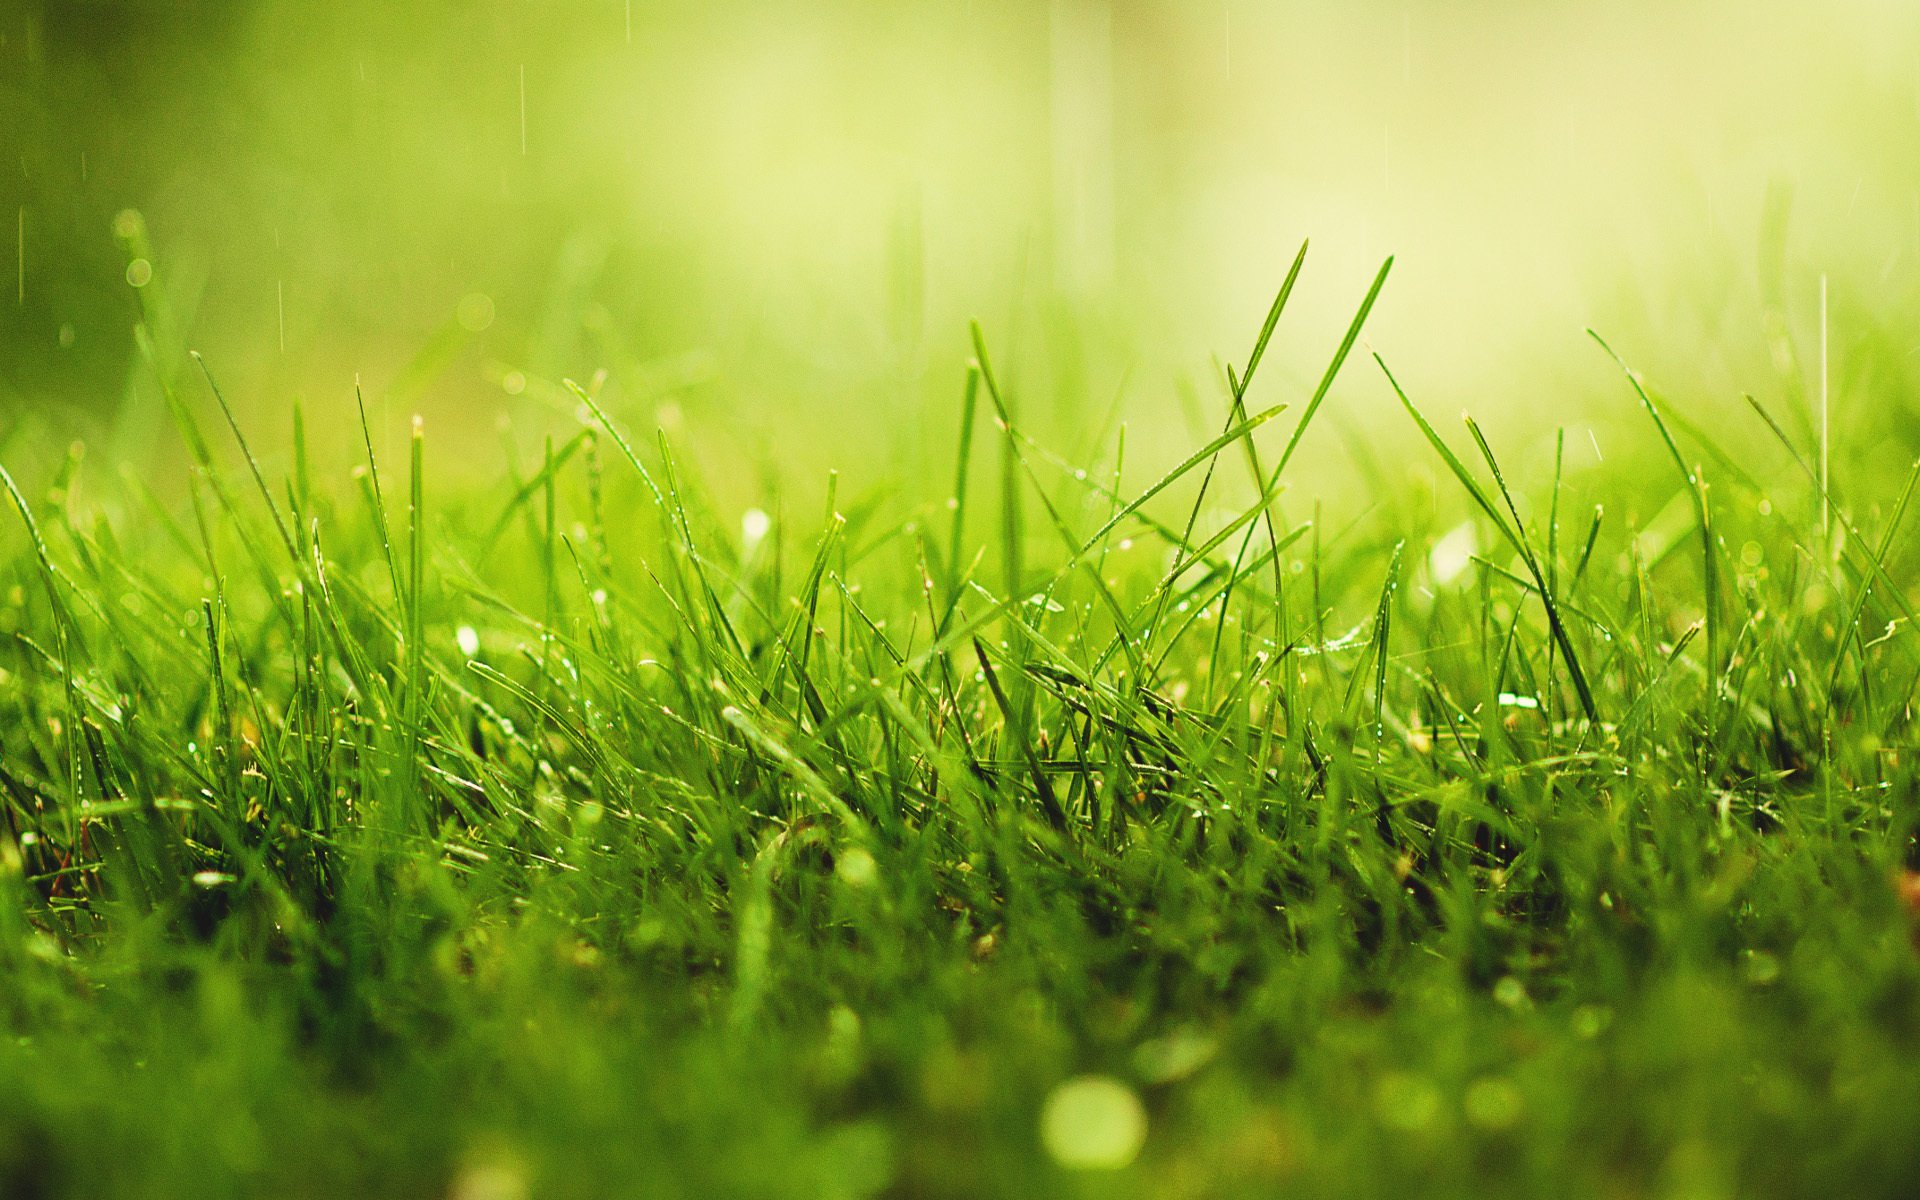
[2,250,1919,1198]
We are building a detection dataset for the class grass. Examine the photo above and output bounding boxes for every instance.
[3,244,1920,1199]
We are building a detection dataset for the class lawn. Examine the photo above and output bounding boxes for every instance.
[8,3,1920,1195]
[3,236,1919,1198]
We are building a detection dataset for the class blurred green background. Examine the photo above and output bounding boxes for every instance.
[4,0,1919,492]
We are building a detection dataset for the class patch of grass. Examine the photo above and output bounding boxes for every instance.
[3,251,1920,1199]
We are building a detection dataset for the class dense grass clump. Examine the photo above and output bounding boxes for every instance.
[2,253,1919,1199]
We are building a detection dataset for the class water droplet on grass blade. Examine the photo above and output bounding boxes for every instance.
[1572,1004,1612,1039]
[741,507,771,548]
[835,846,877,888]
[1133,1028,1216,1084]
[456,292,495,332]
[1464,1076,1523,1131]
[1741,949,1781,986]
[1041,1076,1147,1170]
[451,1157,528,1200]
[1429,521,1477,584]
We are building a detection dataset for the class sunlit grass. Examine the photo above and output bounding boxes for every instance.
[2,239,1919,1196]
